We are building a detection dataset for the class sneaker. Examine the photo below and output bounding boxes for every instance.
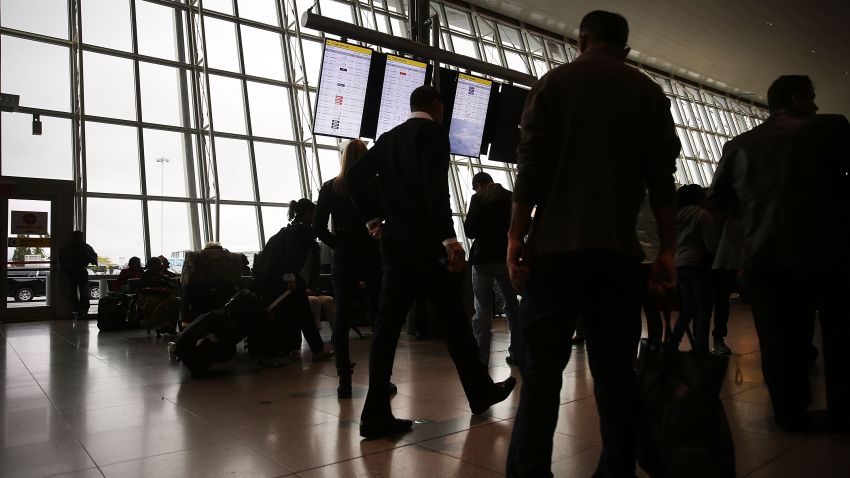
[712,339,732,355]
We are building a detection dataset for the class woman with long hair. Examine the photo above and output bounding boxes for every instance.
[313,139,384,398]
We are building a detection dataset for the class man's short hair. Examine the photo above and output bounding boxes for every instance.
[471,172,493,188]
[410,85,442,112]
[579,11,629,49]
[767,75,813,114]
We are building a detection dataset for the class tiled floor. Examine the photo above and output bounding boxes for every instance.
[1,305,848,477]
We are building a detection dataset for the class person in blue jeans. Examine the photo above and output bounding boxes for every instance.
[672,184,718,351]
[464,172,521,366]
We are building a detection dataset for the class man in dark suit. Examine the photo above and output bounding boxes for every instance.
[346,85,516,439]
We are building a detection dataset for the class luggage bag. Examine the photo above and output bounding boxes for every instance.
[175,289,264,376]
[97,293,131,331]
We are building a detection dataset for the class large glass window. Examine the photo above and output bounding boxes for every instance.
[143,129,190,198]
[208,75,247,134]
[1,113,73,180]
[1,36,70,112]
[247,82,295,140]
[84,122,141,195]
[241,27,287,80]
[237,0,278,25]
[217,205,260,252]
[86,198,145,265]
[136,0,179,61]
[83,52,137,120]
[81,0,132,51]
[147,200,193,257]
[203,17,240,72]
[214,138,255,201]
[254,142,302,203]
[0,0,68,39]
[139,62,183,126]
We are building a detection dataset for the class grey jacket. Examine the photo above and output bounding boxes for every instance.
[709,113,850,271]
[675,205,718,268]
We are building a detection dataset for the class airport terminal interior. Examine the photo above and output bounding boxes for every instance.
[1,0,849,476]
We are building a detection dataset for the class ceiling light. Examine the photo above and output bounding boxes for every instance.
[766,21,775,27]
[810,49,816,53]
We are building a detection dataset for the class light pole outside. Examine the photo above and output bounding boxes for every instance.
[155,157,170,256]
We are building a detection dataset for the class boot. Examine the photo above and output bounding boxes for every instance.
[337,364,355,399]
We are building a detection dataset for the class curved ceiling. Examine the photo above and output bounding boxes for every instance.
[469,0,850,116]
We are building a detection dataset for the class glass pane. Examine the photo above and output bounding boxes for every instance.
[237,0,278,25]
[203,0,233,15]
[525,33,544,56]
[144,129,190,198]
[374,13,390,34]
[390,17,406,38]
[255,142,302,203]
[498,24,523,49]
[217,205,260,253]
[1,36,70,112]
[209,75,247,134]
[147,201,192,258]
[247,82,295,140]
[444,6,471,34]
[532,58,549,77]
[504,50,529,73]
[136,0,178,61]
[214,138,254,201]
[86,198,145,266]
[321,0,354,22]
[1,113,72,180]
[261,206,288,239]
[85,122,140,194]
[300,39,323,86]
[1,0,68,39]
[476,17,496,41]
[204,17,240,72]
[451,35,478,58]
[81,0,132,51]
[140,62,183,126]
[545,39,567,63]
[241,26,287,80]
[317,147,341,183]
[481,43,501,66]
[83,52,137,120]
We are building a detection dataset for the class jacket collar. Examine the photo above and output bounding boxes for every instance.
[408,111,433,121]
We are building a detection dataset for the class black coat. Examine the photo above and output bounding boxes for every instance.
[464,184,512,265]
[346,117,455,261]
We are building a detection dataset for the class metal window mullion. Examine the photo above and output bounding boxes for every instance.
[279,0,312,201]
[67,0,82,230]
[194,0,222,241]
[173,6,202,251]
[288,1,322,198]
[232,0,265,245]
[448,162,469,250]
[186,1,213,242]
[129,0,153,259]
[74,0,90,233]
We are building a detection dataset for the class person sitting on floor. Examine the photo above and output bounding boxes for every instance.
[136,257,180,336]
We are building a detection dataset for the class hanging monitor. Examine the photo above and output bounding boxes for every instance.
[313,39,374,139]
[446,73,493,158]
[374,55,429,140]
[486,83,528,164]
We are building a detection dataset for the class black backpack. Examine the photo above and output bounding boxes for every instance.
[254,226,289,292]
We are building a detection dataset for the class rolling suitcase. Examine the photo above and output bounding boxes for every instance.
[175,289,264,376]
[97,293,130,331]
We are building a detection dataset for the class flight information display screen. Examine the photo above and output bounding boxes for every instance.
[374,55,429,139]
[313,40,373,139]
[448,73,492,157]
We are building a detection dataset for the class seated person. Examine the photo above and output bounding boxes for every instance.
[302,236,337,331]
[136,257,180,335]
[180,241,243,323]
[113,256,143,292]
[157,255,179,279]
